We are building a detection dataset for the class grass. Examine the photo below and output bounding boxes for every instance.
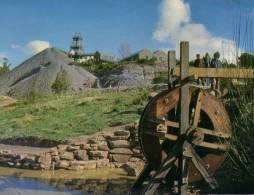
[0,89,150,142]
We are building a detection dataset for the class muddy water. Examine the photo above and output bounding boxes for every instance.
[0,167,134,195]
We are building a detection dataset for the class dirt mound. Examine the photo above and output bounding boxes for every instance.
[0,96,17,107]
[0,48,99,96]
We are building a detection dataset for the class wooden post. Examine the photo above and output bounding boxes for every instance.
[179,41,190,195]
[168,50,176,89]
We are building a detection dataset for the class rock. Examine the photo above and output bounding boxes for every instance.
[80,144,90,150]
[96,159,110,168]
[121,161,144,176]
[60,152,74,160]
[67,145,80,151]
[109,140,130,149]
[70,160,97,170]
[107,135,129,141]
[55,160,70,169]
[110,148,133,155]
[114,130,130,137]
[88,150,108,159]
[97,144,109,151]
[89,144,98,151]
[111,154,131,163]
[57,144,68,151]
[37,152,52,170]
[74,150,88,160]
[49,147,59,156]
[129,157,143,163]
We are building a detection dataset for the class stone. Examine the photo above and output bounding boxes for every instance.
[70,160,97,170]
[74,150,88,161]
[121,161,144,176]
[114,130,130,137]
[88,150,108,159]
[60,152,74,160]
[97,144,109,151]
[49,147,59,156]
[107,135,129,141]
[109,140,130,149]
[37,152,52,170]
[111,154,131,163]
[110,148,133,155]
[89,144,98,151]
[80,144,90,150]
[96,159,110,168]
[67,145,80,151]
[57,144,68,151]
[55,160,69,169]
[129,157,143,163]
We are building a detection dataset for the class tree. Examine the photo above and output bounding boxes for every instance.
[239,53,254,68]
[0,57,11,76]
[118,42,131,59]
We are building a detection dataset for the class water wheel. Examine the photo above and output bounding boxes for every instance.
[139,87,232,183]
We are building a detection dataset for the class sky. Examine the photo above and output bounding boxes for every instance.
[0,0,253,67]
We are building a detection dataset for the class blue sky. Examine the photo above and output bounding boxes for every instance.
[0,0,253,66]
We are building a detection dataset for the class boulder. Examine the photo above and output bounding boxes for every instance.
[57,144,68,151]
[55,160,70,169]
[37,152,52,170]
[67,145,80,151]
[111,154,131,163]
[110,148,133,155]
[80,144,90,150]
[88,150,108,159]
[96,159,110,168]
[121,161,144,176]
[109,140,130,149]
[60,152,74,160]
[114,130,130,137]
[74,150,88,161]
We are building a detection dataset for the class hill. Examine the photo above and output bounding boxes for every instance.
[0,48,98,96]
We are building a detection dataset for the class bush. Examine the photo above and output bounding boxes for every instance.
[153,71,168,84]
[23,90,41,104]
[51,70,70,93]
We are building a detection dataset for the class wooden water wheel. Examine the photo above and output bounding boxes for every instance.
[139,86,231,184]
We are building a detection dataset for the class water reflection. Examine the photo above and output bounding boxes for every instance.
[0,167,134,195]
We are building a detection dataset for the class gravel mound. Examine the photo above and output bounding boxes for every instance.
[99,63,166,88]
[0,48,98,96]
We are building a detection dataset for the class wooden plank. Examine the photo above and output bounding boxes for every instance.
[198,127,231,139]
[173,67,254,79]
[193,141,228,151]
[148,118,230,139]
[145,131,178,141]
[147,118,179,128]
[193,91,202,127]
[179,41,190,195]
[185,142,218,189]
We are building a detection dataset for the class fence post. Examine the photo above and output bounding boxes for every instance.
[168,50,176,89]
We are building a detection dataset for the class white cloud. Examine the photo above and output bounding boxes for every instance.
[10,40,50,55]
[153,0,238,62]
[10,44,21,49]
[24,40,50,54]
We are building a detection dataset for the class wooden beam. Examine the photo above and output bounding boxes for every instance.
[179,41,190,195]
[173,67,254,79]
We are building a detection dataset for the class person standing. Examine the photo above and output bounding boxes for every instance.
[210,52,222,90]
[203,53,211,86]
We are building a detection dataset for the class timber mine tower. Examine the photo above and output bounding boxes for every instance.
[69,33,84,62]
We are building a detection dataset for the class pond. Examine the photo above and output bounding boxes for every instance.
[0,167,134,195]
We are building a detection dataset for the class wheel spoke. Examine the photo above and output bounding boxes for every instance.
[193,140,229,151]
[145,131,178,141]
[193,91,203,127]
[184,142,218,189]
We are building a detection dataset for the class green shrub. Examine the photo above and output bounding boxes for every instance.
[153,71,168,84]
[23,90,41,104]
[51,70,70,93]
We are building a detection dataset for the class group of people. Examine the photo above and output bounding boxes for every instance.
[193,52,222,90]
